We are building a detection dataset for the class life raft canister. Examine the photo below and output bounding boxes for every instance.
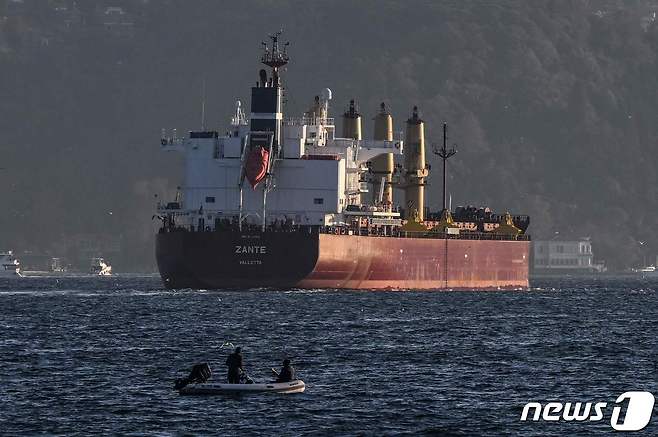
[245,146,269,189]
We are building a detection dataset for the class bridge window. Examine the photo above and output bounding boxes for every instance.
[313,198,324,205]
[205,196,215,203]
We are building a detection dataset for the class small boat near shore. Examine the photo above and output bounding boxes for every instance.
[0,251,22,277]
[179,380,305,395]
[631,265,658,277]
[90,257,112,276]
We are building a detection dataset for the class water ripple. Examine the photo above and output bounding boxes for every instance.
[0,275,656,435]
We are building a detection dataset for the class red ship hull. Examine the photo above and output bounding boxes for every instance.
[156,229,529,290]
[301,234,529,289]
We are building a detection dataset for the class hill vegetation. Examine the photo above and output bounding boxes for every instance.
[0,0,656,270]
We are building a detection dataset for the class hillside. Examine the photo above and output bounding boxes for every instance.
[0,0,656,271]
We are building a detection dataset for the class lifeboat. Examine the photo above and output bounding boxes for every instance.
[245,146,269,188]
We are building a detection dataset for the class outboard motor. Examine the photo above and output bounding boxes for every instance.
[174,363,212,390]
[240,372,254,384]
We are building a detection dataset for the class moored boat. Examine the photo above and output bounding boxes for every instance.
[90,257,112,276]
[631,265,658,277]
[0,251,22,277]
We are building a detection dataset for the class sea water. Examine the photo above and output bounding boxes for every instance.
[1,275,656,435]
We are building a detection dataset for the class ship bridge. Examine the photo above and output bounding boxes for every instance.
[159,85,407,231]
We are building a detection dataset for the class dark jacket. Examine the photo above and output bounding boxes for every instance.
[226,352,243,372]
[276,364,295,382]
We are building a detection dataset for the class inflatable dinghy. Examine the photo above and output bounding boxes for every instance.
[174,362,305,395]
[179,379,305,395]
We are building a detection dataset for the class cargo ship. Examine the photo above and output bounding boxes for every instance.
[155,33,530,290]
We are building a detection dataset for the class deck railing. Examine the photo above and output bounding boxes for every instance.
[158,222,530,241]
[319,226,530,241]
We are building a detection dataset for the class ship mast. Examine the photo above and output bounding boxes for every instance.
[253,31,289,231]
[433,123,457,212]
[261,30,289,87]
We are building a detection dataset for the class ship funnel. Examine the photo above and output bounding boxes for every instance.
[404,105,427,221]
[374,102,393,140]
[259,69,267,87]
[371,102,394,207]
[342,99,362,140]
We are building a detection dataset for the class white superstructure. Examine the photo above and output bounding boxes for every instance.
[161,96,403,232]
[160,104,403,229]
[156,33,431,233]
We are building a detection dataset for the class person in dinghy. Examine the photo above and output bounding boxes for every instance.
[225,347,244,383]
[271,359,295,382]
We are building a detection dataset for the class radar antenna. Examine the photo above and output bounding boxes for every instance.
[261,30,289,86]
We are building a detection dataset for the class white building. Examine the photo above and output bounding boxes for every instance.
[533,238,605,273]
[101,6,134,39]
